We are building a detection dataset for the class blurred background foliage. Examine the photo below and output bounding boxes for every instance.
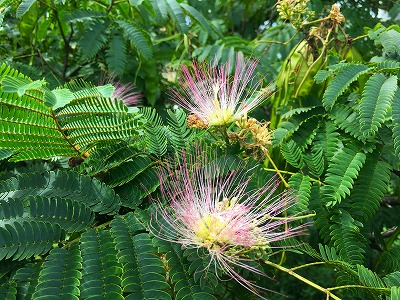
[1,0,397,107]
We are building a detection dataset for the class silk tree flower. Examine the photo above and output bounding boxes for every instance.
[151,150,307,297]
[111,80,141,106]
[170,54,270,127]
[99,73,141,106]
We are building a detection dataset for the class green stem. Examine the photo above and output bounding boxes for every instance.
[269,213,316,221]
[327,285,388,293]
[290,261,326,271]
[256,31,300,45]
[153,34,181,45]
[263,168,324,185]
[263,152,289,187]
[263,260,342,300]
[352,34,368,42]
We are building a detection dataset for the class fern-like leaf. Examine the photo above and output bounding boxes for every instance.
[28,195,95,232]
[102,155,153,188]
[359,74,397,138]
[377,245,400,273]
[0,66,145,161]
[328,210,367,266]
[166,0,188,33]
[280,140,304,169]
[287,173,311,215]
[0,221,65,261]
[324,144,366,206]
[76,141,137,176]
[329,104,364,141]
[115,167,160,209]
[348,152,391,222]
[303,145,324,177]
[110,213,171,299]
[32,244,82,300]
[357,265,389,299]
[79,20,108,61]
[322,64,369,110]
[12,263,41,299]
[392,89,400,159]
[166,108,194,152]
[63,9,107,22]
[117,20,153,61]
[383,271,400,287]
[314,120,341,164]
[79,229,124,299]
[377,29,400,56]
[140,107,168,157]
[160,241,217,299]
[106,34,127,76]
[0,170,121,215]
[180,3,222,38]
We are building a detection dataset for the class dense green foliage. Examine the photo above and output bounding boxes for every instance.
[0,0,400,299]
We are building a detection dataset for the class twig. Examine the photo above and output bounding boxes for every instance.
[264,260,342,300]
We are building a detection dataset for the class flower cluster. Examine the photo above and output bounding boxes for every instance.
[171,54,269,127]
[276,0,313,29]
[151,149,307,297]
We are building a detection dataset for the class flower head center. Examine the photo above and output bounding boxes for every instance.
[194,214,233,248]
[194,197,242,248]
[206,84,237,126]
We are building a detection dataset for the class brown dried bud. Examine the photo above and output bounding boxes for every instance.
[187,114,209,129]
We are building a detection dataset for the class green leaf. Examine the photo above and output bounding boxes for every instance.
[359,74,397,138]
[357,265,386,288]
[392,89,400,159]
[140,107,168,157]
[110,215,169,299]
[1,76,44,96]
[16,0,37,18]
[80,229,123,299]
[102,155,153,188]
[51,88,74,110]
[280,140,304,169]
[348,152,391,222]
[167,108,194,152]
[106,34,127,76]
[314,120,341,164]
[377,29,400,56]
[288,173,311,214]
[0,221,65,261]
[180,4,221,38]
[0,170,121,215]
[314,70,331,84]
[329,210,367,266]
[324,145,366,206]
[117,20,153,61]
[303,145,324,178]
[32,245,82,299]
[322,64,369,110]
[79,20,108,61]
[165,0,188,33]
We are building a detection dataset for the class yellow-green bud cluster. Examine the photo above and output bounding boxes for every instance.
[276,0,311,29]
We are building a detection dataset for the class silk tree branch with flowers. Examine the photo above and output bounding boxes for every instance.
[148,54,354,299]
[171,53,288,185]
[150,147,312,298]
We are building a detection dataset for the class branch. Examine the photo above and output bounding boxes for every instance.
[264,260,342,300]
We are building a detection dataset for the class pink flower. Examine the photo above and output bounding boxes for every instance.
[151,149,307,297]
[111,80,141,106]
[171,54,270,126]
[99,73,141,106]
